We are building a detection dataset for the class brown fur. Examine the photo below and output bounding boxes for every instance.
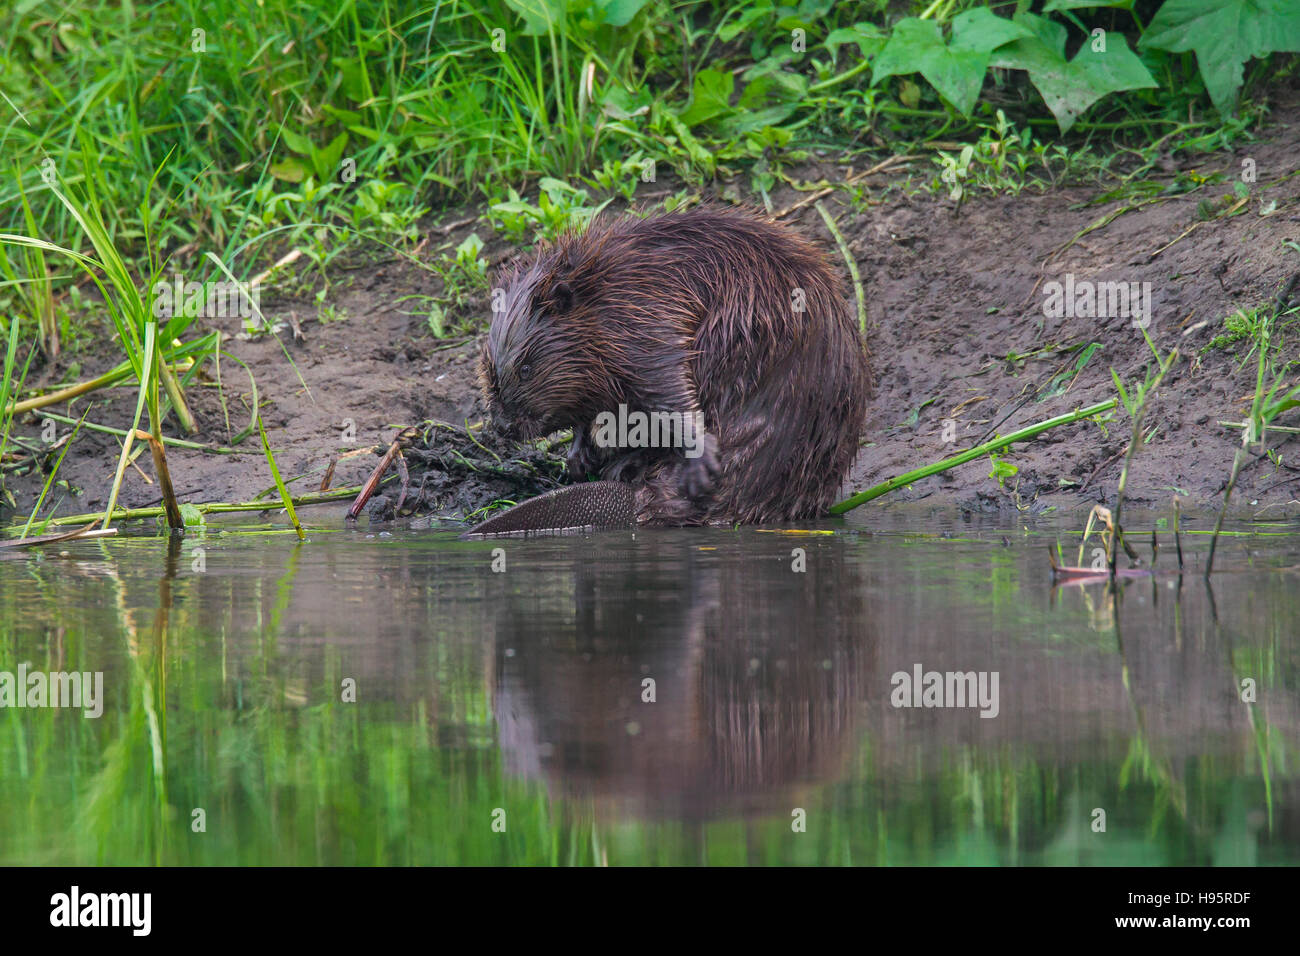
[477,205,871,525]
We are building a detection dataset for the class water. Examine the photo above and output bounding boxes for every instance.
[1,508,1297,865]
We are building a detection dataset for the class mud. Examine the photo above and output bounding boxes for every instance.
[4,104,1300,528]
[356,422,565,524]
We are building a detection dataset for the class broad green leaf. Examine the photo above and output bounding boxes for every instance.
[315,132,348,182]
[1017,9,1070,52]
[825,22,886,61]
[663,112,714,174]
[281,129,315,157]
[1140,0,1300,115]
[504,0,566,36]
[872,19,980,116]
[737,71,808,109]
[991,13,1156,132]
[950,6,1034,53]
[595,0,650,27]
[270,158,308,183]
[718,3,773,43]
[601,84,652,120]
[679,68,735,128]
[873,11,1030,117]
[1043,1,1133,10]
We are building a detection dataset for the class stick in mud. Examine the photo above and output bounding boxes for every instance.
[142,430,184,530]
[347,427,419,521]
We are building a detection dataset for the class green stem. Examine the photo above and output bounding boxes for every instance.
[12,487,363,532]
[37,411,245,454]
[1205,446,1246,578]
[815,201,866,336]
[829,398,1117,514]
[157,356,198,435]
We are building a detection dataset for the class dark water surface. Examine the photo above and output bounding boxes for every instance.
[1,508,1297,865]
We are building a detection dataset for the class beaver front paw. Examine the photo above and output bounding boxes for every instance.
[679,437,720,500]
[566,426,601,479]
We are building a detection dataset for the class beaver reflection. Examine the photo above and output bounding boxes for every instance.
[490,542,877,821]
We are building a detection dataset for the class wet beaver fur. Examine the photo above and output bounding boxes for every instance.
[478,205,871,525]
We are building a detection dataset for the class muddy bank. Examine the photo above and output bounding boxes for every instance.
[4,108,1300,529]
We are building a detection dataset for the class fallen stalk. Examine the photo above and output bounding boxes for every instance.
[829,398,1117,513]
[4,366,128,416]
[35,411,247,454]
[0,523,119,550]
[815,200,867,336]
[7,487,363,532]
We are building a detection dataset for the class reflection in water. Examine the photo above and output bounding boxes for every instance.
[491,540,876,820]
[0,513,1297,864]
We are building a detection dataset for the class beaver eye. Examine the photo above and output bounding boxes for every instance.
[518,364,533,381]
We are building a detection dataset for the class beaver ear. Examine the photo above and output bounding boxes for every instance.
[547,280,575,315]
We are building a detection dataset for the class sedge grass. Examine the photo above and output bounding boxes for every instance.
[1107,332,1179,575]
[0,153,237,531]
[1206,284,1300,577]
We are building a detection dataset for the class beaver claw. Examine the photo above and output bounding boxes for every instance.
[680,437,720,500]
[566,426,600,479]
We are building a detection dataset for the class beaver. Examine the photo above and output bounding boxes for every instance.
[478,205,871,526]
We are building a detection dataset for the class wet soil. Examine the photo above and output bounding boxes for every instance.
[5,105,1300,528]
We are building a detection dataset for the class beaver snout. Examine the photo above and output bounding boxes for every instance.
[487,416,521,441]
[488,409,547,443]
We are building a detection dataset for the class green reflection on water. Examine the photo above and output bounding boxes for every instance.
[0,514,1297,865]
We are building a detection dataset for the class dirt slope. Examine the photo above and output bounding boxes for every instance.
[4,108,1300,526]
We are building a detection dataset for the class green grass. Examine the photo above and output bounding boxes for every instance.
[1,1,1291,281]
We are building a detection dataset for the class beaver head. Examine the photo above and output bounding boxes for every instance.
[478,243,620,440]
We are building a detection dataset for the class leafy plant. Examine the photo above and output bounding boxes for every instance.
[1140,0,1300,115]
[488,179,612,244]
[989,11,1158,133]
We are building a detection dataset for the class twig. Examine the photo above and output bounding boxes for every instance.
[434,215,477,236]
[1146,195,1248,261]
[1078,447,1126,493]
[248,248,304,289]
[1109,347,1179,577]
[774,154,915,220]
[140,428,184,530]
[346,427,419,520]
[1173,496,1184,571]
[393,451,411,515]
[0,523,118,550]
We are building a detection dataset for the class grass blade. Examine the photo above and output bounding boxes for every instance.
[258,414,305,540]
